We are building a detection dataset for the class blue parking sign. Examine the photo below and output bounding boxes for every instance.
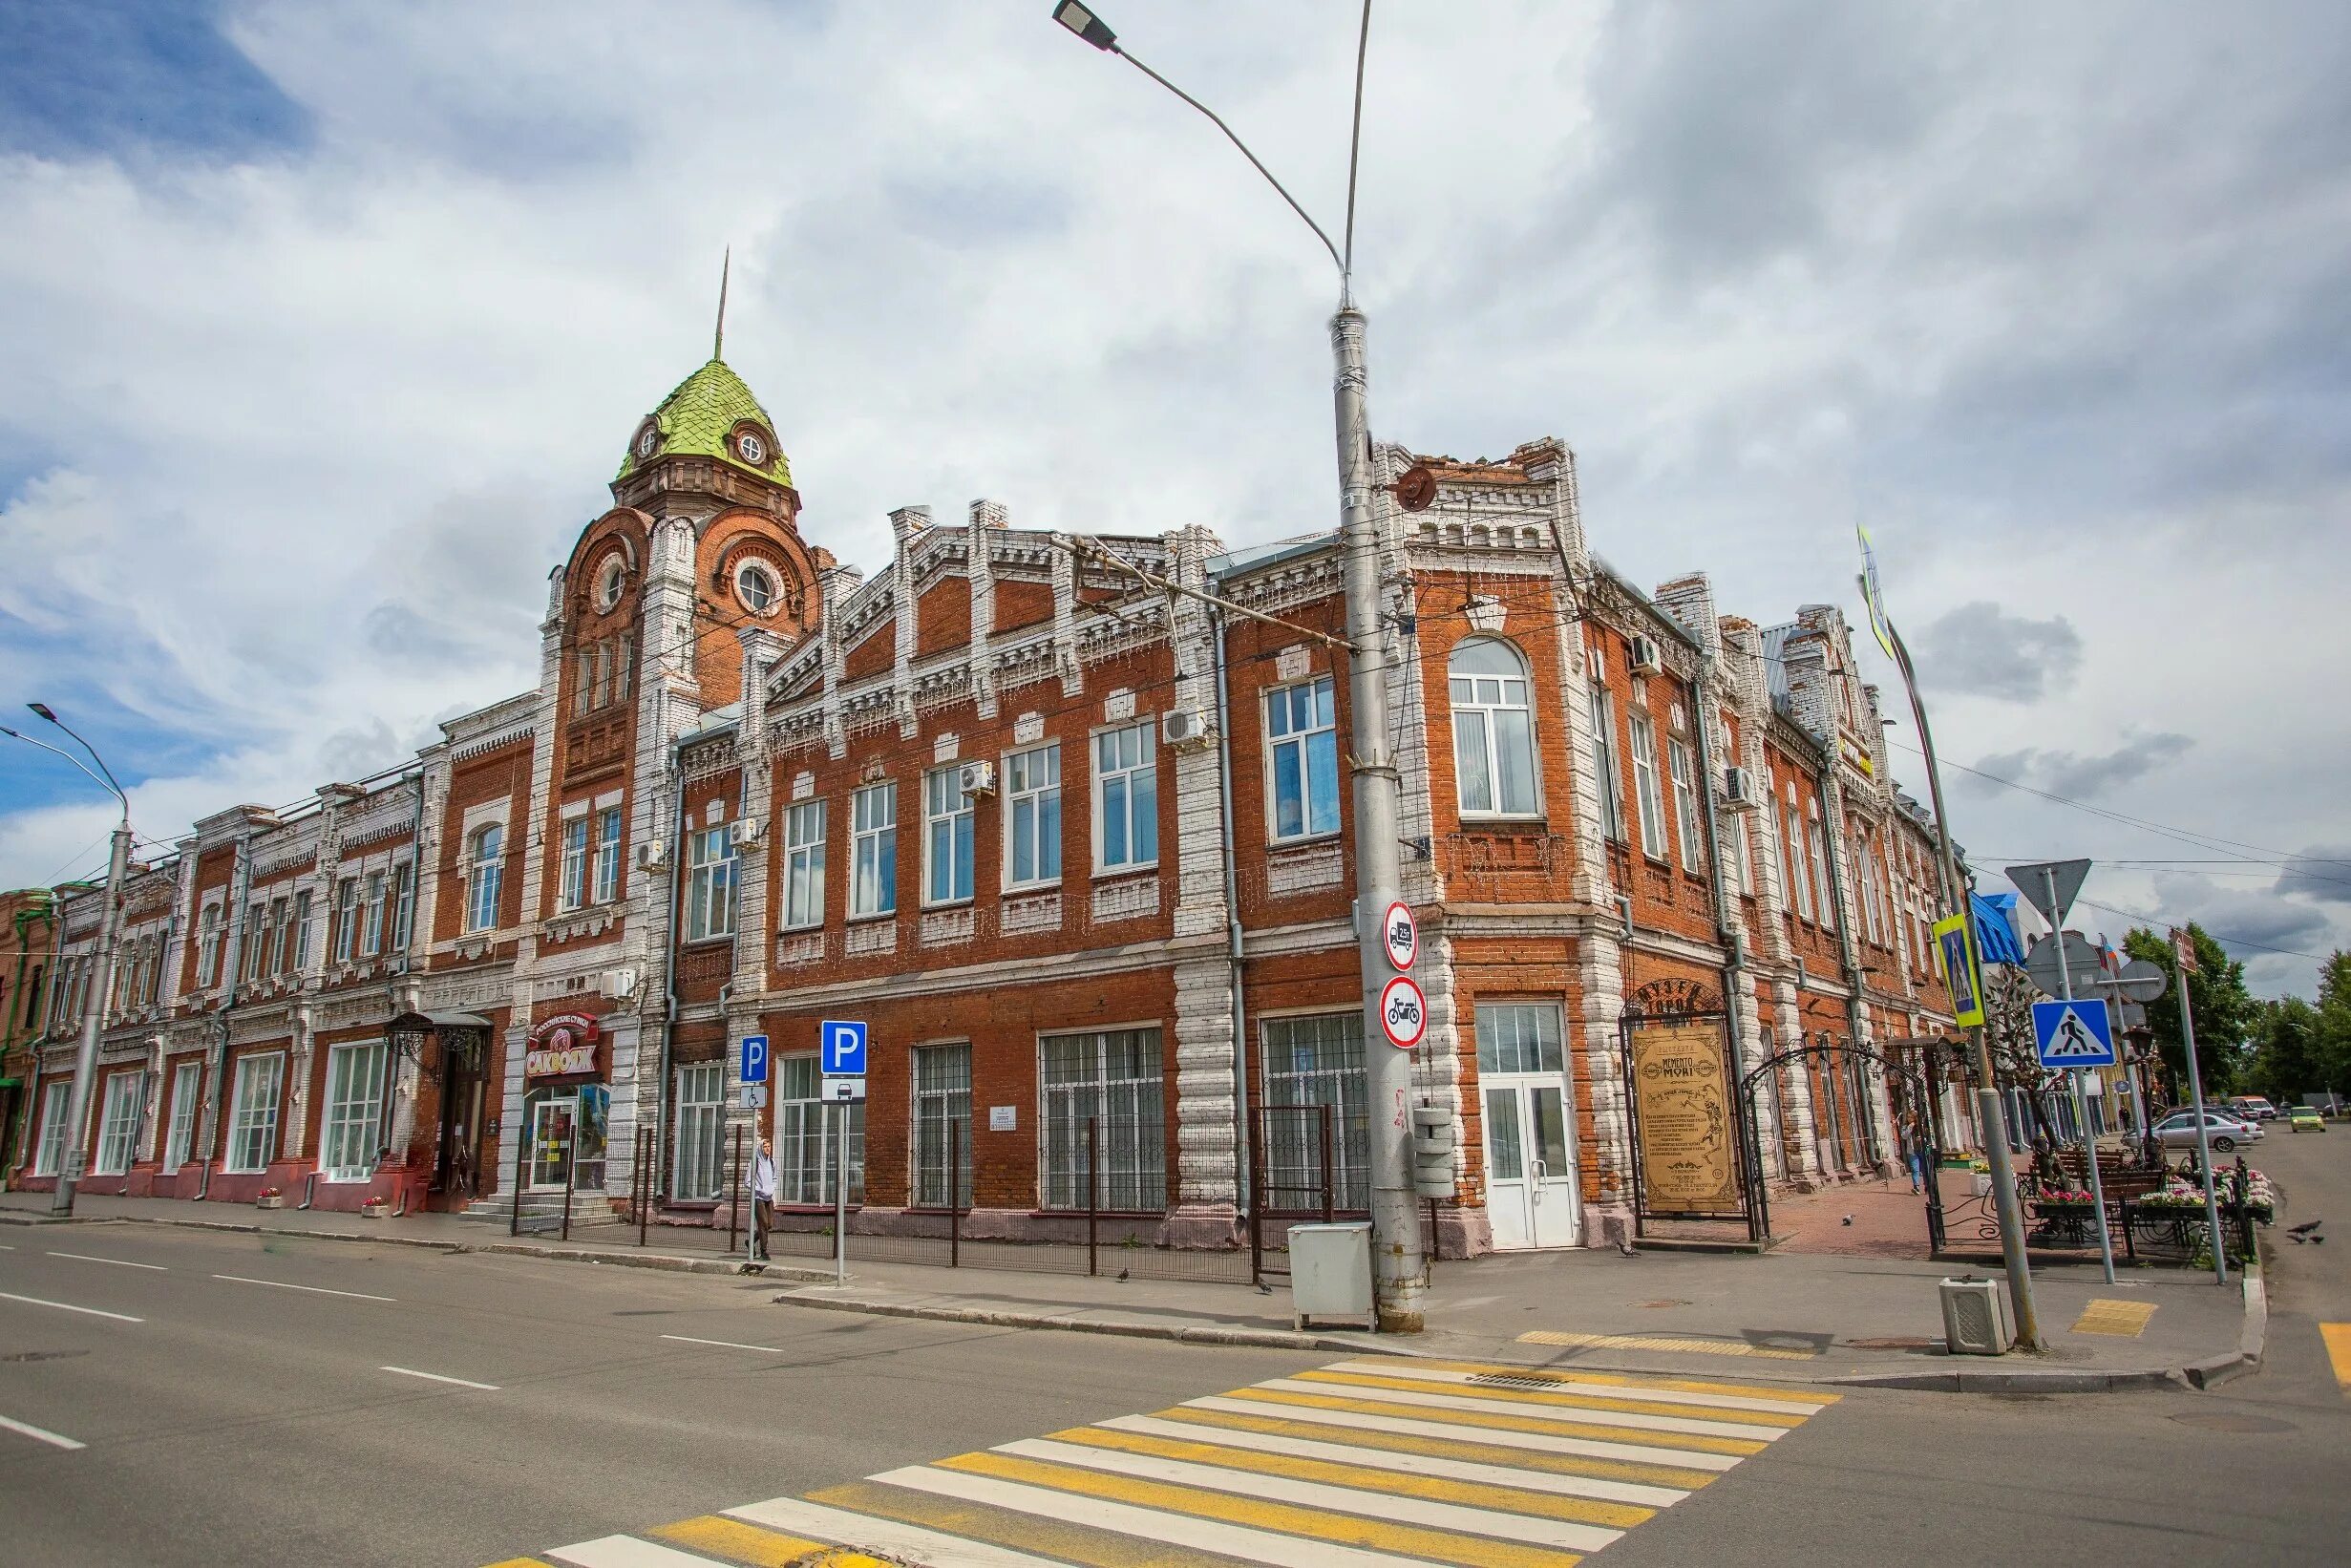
[820,1019,868,1076]
[739,1033,769,1084]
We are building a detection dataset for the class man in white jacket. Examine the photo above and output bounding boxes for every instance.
[748,1134,777,1264]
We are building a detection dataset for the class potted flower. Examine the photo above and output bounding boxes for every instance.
[254,1186,285,1210]
[2032,1183,2096,1213]
[360,1193,392,1218]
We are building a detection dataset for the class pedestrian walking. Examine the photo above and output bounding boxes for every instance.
[749,1134,777,1263]
[1904,1120,1926,1196]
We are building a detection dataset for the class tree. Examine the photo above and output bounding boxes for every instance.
[2122,924,2254,1099]
[2247,996,2323,1105]
[2315,950,2351,1097]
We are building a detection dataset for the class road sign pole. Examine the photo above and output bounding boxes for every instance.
[2044,869,2115,1283]
[2173,931,2227,1286]
[834,1100,849,1285]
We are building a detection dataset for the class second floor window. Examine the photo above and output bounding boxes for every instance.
[1629,712,1667,858]
[1006,743,1061,886]
[783,800,825,929]
[390,862,413,951]
[852,782,897,917]
[1808,820,1836,932]
[1783,808,1812,921]
[593,809,623,903]
[1589,687,1626,844]
[1450,640,1538,817]
[559,817,589,912]
[291,890,313,971]
[1095,723,1157,869]
[360,872,386,956]
[198,906,222,987]
[269,896,292,976]
[685,824,737,942]
[241,901,266,981]
[466,825,503,933]
[924,767,975,904]
[1266,677,1338,842]
[333,878,359,963]
[1668,737,1702,873]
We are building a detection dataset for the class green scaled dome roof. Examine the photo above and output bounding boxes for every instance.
[617,357,794,488]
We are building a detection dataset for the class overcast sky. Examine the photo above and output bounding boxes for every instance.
[3,1,2346,1003]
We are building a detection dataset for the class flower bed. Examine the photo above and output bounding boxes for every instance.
[2138,1168,2277,1222]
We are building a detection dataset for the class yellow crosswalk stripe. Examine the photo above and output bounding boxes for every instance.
[1323,1358,1833,1413]
[1293,1367,1811,1429]
[730,1494,1071,1566]
[2070,1299,2157,1338]
[648,1514,893,1567]
[1517,1328,1820,1360]
[481,1559,557,1568]
[1219,1384,1771,1457]
[2322,1324,2351,1392]
[1246,1376,1783,1442]
[799,1478,1261,1568]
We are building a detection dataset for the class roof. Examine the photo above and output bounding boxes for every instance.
[616,358,794,490]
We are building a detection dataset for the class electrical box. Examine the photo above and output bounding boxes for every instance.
[1939,1275,2011,1356]
[1289,1220,1375,1332]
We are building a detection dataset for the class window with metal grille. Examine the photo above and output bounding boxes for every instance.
[777,1056,863,1204]
[93,1071,141,1176]
[1265,679,1338,841]
[672,1061,724,1200]
[911,1043,973,1208]
[1474,1003,1565,1075]
[1261,1013,1368,1211]
[321,1042,388,1181]
[783,800,825,929]
[1040,1028,1165,1212]
[1006,743,1061,886]
[225,1052,286,1174]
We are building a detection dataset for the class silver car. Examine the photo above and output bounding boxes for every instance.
[2154,1110,2263,1153]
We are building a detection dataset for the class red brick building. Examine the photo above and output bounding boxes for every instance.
[8,346,1961,1251]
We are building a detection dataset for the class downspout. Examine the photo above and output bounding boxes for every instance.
[195,835,257,1199]
[650,737,689,1203]
[374,770,427,1182]
[1815,754,1877,1167]
[1211,603,1250,1213]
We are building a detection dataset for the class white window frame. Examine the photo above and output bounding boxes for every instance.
[390,861,413,952]
[93,1071,141,1176]
[334,877,359,962]
[320,1041,389,1182]
[164,1060,201,1170]
[851,781,898,918]
[1004,742,1062,888]
[777,1055,863,1204]
[1589,686,1627,843]
[1784,807,1813,920]
[269,896,293,977]
[1093,723,1159,870]
[559,816,589,912]
[1039,1027,1166,1213]
[1448,641,1540,818]
[1668,736,1702,873]
[1808,818,1837,932]
[466,826,503,934]
[1264,678,1340,844]
[593,809,623,904]
[685,824,738,942]
[783,799,826,930]
[922,766,976,906]
[1475,1001,1568,1074]
[33,1082,70,1176]
[240,901,265,982]
[1629,710,1667,858]
[911,1042,973,1209]
[291,889,313,972]
[1734,812,1756,896]
[360,871,386,956]
[224,1051,286,1175]
[671,1061,724,1200]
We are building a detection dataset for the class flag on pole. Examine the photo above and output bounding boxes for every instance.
[1856,526,1901,663]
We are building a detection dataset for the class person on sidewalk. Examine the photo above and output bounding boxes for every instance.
[749,1134,777,1264]
[1903,1120,1926,1196]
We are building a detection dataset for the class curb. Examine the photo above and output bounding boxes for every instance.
[2182,1263,2266,1390]
[771,1289,1395,1355]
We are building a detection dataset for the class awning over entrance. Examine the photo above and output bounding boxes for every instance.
[417,1011,494,1030]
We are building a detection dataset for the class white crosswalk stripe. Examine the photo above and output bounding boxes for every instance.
[520,1356,1840,1568]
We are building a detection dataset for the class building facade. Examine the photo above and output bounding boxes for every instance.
[6,346,1960,1250]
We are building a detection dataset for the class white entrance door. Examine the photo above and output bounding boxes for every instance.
[1483,1076,1579,1249]
[528,1095,577,1191]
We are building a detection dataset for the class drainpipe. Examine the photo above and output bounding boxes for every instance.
[195,834,257,1199]
[1210,604,1250,1212]
[376,770,426,1181]
[649,738,689,1202]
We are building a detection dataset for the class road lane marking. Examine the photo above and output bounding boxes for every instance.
[48,1251,167,1271]
[731,1495,1070,1566]
[2071,1298,2157,1338]
[1152,1404,1724,1492]
[1294,1367,1811,1429]
[0,1289,143,1323]
[1516,1328,1819,1360]
[0,1412,87,1451]
[212,1273,394,1302]
[660,1333,785,1354]
[650,1515,892,1566]
[2322,1324,2351,1392]
[382,1366,499,1390]
[1231,1380,1776,1451]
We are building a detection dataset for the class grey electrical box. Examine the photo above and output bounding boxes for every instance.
[1939,1275,2011,1356]
[1289,1220,1375,1332]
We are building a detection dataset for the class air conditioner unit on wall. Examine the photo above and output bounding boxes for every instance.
[729,816,761,848]
[1162,707,1212,749]
[636,840,667,870]
[1628,635,1663,674]
[1723,766,1755,804]
[600,968,640,1000]
[958,760,996,796]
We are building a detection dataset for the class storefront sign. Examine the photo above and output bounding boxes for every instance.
[1630,1020,1742,1214]
[526,1013,603,1080]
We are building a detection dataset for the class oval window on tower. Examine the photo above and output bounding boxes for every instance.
[737,562,777,615]
[595,555,626,612]
[736,431,766,465]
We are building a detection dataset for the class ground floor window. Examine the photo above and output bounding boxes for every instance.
[911,1042,972,1208]
[1260,1013,1368,1211]
[226,1053,286,1174]
[33,1081,70,1176]
[673,1063,724,1199]
[321,1041,389,1182]
[778,1055,863,1204]
[526,1085,609,1193]
[164,1061,201,1170]
[93,1071,142,1176]
[1040,1027,1165,1212]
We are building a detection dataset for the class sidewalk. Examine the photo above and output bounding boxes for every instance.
[1,1190,2259,1391]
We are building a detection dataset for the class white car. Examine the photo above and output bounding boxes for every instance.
[2153,1110,2263,1153]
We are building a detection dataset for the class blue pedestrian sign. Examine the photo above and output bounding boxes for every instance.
[820,1019,868,1077]
[2032,999,2116,1069]
[739,1033,769,1084]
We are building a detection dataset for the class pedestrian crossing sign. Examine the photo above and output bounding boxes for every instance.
[2032,998,2116,1068]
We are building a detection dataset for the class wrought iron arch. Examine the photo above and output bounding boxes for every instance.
[1736,1038,1944,1249]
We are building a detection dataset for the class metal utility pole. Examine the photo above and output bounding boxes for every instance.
[1052,0,1424,1330]
[2043,869,2115,1284]
[2172,928,2228,1286]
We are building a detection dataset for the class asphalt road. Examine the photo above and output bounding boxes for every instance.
[2,1126,2343,1568]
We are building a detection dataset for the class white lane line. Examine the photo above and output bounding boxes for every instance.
[211,1274,394,1303]
[731,1494,1129,1567]
[0,1289,143,1324]
[380,1366,499,1391]
[48,1251,168,1272]
[1184,1394,1742,1472]
[1323,1359,1831,1416]
[547,1536,723,1567]
[661,1333,785,1354]
[1252,1376,1783,1441]
[0,1412,87,1451]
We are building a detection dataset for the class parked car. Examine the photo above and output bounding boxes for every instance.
[2154,1110,2264,1153]
[2288,1105,2327,1133]
[2228,1095,2279,1121]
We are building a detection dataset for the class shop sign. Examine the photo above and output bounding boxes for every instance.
[1631,1020,1741,1213]
[526,1013,602,1079]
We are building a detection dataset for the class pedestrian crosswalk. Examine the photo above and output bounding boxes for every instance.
[502,1357,1838,1567]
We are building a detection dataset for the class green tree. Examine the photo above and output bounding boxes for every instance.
[2247,996,2323,1104]
[2314,950,2351,1097]
[2122,924,2254,1099]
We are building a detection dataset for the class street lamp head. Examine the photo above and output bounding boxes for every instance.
[28,701,57,723]
[1051,1,1119,52]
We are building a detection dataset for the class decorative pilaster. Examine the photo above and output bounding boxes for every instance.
[890,505,926,738]
[967,500,1002,719]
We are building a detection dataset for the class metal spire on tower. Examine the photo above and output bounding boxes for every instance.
[714,245,731,361]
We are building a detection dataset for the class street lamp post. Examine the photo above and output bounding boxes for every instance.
[7,706,134,1217]
[1052,2,1427,1328]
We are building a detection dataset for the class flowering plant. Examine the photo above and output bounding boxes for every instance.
[2035,1185,2095,1205]
[258,1187,281,1199]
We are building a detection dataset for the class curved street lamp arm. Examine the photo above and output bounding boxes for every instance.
[0,725,129,814]
[31,710,127,802]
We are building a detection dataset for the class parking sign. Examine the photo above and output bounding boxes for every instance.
[820,1019,868,1076]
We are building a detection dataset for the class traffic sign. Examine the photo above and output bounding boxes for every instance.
[740,1033,770,1084]
[1932,912,1985,1028]
[820,1020,868,1076]
[2033,999,2117,1068]
[1382,901,1417,971]
[2023,931,2103,1001]
[2007,859,2091,927]
[820,1076,867,1104]
[742,1083,768,1110]
[2172,926,2200,975]
[1378,976,1427,1049]
[2112,958,2169,1003]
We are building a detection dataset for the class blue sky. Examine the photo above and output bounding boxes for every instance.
[2,0,2348,993]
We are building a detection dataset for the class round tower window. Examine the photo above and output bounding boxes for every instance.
[737,562,778,615]
[634,421,660,459]
[736,431,767,465]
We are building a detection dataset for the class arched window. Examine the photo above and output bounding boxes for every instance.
[466,825,504,934]
[1448,638,1539,816]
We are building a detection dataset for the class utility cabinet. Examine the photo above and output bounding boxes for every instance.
[1290,1220,1375,1332]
